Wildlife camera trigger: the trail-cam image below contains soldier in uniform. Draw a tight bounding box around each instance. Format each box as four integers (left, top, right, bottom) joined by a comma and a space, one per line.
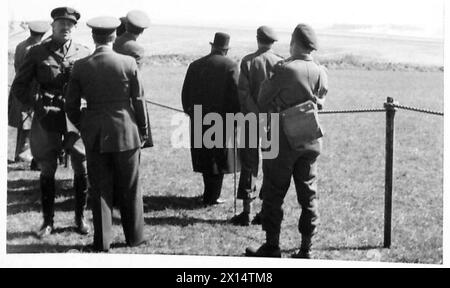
113, 10, 150, 69
10, 7, 91, 238
65, 17, 148, 252
230, 26, 283, 226
181, 33, 241, 206
114, 10, 153, 150
245, 24, 328, 258
9, 21, 50, 168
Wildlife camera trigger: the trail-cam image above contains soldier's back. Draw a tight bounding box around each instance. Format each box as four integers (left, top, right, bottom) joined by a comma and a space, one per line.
241, 49, 283, 100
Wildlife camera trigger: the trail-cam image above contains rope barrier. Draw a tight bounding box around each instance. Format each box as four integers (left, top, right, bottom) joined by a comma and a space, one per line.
392, 104, 444, 116
144, 100, 444, 116
8, 83, 444, 116
318, 108, 386, 114
145, 100, 184, 113
145, 100, 444, 116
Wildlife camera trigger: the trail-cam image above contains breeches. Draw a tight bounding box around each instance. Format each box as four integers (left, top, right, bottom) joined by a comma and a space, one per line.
30, 117, 86, 177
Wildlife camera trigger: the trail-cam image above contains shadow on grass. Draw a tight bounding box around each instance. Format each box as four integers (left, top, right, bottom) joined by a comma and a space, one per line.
7, 244, 86, 254
6, 231, 37, 241
7, 178, 78, 215
281, 245, 382, 254
143, 195, 204, 212
7, 242, 132, 254
7, 161, 33, 172
318, 245, 382, 251
7, 226, 89, 242
145, 216, 228, 227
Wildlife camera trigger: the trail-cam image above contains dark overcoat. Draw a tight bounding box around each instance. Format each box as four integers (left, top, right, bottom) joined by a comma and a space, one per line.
182, 52, 241, 175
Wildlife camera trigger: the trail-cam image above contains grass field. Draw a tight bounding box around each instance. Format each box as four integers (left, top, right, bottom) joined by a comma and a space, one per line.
6, 63, 443, 264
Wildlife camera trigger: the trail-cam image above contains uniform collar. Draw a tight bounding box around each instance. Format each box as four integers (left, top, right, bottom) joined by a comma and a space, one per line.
122, 31, 138, 41
291, 53, 313, 61
27, 36, 42, 45
257, 47, 272, 54
48, 38, 77, 59
95, 45, 113, 53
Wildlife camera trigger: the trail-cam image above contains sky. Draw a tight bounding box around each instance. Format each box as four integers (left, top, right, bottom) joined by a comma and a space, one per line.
7, 0, 444, 36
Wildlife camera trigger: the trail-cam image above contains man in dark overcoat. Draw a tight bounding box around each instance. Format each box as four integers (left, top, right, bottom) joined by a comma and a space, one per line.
181, 32, 241, 206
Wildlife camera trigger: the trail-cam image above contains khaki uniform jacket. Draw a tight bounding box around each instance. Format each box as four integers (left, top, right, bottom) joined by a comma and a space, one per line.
113, 32, 145, 69
258, 54, 328, 153
65, 46, 148, 153
238, 48, 283, 114
10, 37, 91, 133
258, 54, 328, 113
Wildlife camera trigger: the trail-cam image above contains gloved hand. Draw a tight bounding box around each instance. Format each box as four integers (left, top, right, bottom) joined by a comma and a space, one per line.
141, 133, 149, 147
45, 106, 62, 115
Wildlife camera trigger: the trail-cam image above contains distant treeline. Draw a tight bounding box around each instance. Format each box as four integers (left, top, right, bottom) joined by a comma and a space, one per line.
7, 51, 443, 72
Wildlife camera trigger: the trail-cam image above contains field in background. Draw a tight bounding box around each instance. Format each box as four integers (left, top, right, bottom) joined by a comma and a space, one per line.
8, 24, 444, 67
6, 63, 443, 263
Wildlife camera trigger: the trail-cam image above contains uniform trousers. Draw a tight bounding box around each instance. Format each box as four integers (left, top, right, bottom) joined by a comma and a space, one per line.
237, 123, 259, 200
86, 147, 144, 251
261, 130, 320, 240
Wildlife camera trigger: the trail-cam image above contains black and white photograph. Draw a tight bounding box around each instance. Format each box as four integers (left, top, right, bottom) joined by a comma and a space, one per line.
1, 0, 447, 268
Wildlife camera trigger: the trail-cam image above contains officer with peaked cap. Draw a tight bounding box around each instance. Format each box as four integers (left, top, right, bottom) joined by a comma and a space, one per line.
66, 16, 148, 252
245, 24, 328, 258
113, 10, 151, 69
9, 21, 50, 169
10, 7, 91, 239
181, 32, 241, 205
230, 25, 283, 226
113, 10, 153, 149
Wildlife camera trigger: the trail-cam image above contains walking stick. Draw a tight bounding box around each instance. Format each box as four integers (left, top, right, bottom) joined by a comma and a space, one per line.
233, 127, 237, 216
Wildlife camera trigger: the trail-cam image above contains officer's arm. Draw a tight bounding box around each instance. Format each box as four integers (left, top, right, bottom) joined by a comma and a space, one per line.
315, 65, 328, 108
181, 64, 193, 116
133, 45, 145, 70
64, 62, 82, 130
10, 47, 36, 108
14, 45, 21, 73
130, 61, 148, 135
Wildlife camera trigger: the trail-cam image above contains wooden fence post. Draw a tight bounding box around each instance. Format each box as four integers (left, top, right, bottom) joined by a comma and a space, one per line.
384, 97, 397, 248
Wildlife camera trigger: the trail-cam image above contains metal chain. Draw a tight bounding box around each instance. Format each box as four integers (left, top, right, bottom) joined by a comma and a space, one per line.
391, 104, 444, 116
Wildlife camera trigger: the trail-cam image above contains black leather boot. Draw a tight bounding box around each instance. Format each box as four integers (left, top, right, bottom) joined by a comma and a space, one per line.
74, 174, 90, 235
292, 235, 313, 259
36, 175, 55, 238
